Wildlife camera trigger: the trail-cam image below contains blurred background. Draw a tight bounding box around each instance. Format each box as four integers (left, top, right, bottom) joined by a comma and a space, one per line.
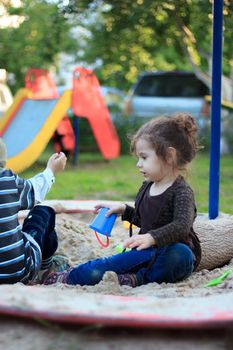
0, 0, 233, 212
1, 0, 233, 153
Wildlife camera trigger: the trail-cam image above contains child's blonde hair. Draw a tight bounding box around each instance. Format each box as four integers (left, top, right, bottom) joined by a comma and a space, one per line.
131, 113, 199, 170
0, 138, 7, 168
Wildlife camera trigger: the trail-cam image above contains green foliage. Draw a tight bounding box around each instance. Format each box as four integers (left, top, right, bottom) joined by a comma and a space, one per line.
76, 113, 145, 155
1, 0, 232, 92
78, 118, 99, 153
58, 0, 233, 90
0, 0, 78, 92
113, 114, 143, 154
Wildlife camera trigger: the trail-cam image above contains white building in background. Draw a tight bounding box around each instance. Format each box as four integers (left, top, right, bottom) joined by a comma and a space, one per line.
0, 0, 24, 116
0, 0, 25, 29
54, 53, 77, 88
54, 24, 100, 87
0, 69, 13, 117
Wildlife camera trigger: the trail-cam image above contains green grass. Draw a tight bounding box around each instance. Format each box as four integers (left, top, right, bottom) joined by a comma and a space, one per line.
20, 149, 233, 214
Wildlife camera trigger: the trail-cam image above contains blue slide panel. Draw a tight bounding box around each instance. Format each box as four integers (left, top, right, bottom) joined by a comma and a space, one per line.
3, 99, 58, 158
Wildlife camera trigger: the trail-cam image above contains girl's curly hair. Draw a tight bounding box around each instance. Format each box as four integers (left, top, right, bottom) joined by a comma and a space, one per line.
130, 113, 199, 170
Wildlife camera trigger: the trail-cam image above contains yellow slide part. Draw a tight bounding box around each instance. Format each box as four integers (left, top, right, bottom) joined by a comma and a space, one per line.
0, 89, 72, 173
205, 95, 233, 111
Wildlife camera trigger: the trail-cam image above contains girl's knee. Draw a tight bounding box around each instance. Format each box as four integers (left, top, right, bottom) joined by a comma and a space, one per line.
169, 243, 193, 262
164, 244, 194, 282
88, 268, 105, 284
157, 243, 194, 283
69, 265, 105, 285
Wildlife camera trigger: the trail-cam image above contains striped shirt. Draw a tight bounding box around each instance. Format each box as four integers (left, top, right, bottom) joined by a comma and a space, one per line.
0, 168, 54, 284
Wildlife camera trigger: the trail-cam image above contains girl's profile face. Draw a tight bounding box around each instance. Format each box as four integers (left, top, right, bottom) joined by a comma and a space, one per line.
135, 139, 166, 183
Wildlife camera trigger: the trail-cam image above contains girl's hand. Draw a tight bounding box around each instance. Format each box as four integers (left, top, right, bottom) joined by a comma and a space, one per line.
123, 234, 156, 251
94, 203, 126, 216
47, 152, 67, 175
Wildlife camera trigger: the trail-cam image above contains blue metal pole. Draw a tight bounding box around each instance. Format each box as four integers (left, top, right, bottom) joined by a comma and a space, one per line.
209, 0, 223, 219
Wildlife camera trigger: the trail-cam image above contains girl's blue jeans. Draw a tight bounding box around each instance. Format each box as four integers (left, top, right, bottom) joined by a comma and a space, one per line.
67, 243, 195, 286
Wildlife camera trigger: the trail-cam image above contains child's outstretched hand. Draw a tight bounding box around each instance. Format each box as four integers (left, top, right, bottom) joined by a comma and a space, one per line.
123, 234, 156, 251
47, 152, 67, 175
94, 203, 126, 216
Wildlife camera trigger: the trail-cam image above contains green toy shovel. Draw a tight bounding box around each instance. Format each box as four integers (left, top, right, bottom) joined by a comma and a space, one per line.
204, 268, 232, 287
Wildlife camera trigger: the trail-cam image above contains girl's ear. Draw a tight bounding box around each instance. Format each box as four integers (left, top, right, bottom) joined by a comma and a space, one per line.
167, 147, 177, 165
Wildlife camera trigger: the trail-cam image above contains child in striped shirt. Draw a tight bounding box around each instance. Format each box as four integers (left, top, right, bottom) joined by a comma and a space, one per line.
0, 138, 68, 284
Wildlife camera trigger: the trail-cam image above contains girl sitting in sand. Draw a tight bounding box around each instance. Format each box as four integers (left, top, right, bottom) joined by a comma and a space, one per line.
44, 113, 201, 287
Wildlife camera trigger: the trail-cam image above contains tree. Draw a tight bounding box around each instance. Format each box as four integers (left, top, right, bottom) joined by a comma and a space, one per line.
0, 0, 78, 92
59, 0, 233, 96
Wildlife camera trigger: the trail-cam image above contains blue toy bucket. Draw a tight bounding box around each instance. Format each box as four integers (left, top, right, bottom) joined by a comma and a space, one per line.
89, 208, 117, 247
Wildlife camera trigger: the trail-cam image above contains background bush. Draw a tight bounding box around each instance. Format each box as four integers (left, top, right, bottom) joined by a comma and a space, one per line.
77, 114, 143, 155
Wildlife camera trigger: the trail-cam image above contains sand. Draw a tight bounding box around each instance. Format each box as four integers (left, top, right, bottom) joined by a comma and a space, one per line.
52, 212, 233, 299
1, 211, 233, 350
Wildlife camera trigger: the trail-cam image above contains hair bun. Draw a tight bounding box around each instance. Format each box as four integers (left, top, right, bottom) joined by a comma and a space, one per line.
174, 113, 197, 135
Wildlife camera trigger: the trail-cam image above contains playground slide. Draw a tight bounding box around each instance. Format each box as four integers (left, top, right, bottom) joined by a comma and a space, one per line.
0, 67, 120, 173
52, 115, 75, 154
0, 87, 72, 173
72, 67, 120, 160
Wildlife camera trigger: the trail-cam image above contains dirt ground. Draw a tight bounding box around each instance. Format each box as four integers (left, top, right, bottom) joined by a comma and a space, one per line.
0, 317, 232, 350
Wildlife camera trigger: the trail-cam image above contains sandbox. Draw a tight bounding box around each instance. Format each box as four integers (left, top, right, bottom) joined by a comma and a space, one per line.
2, 200, 232, 330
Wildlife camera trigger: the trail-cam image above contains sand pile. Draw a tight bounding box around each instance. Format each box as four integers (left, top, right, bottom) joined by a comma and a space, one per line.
51, 212, 233, 298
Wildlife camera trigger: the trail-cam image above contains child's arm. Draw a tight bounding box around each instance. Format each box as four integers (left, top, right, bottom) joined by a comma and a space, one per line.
46, 152, 67, 174
94, 203, 126, 216
123, 233, 156, 251
94, 203, 141, 227
146, 186, 196, 248
29, 152, 66, 203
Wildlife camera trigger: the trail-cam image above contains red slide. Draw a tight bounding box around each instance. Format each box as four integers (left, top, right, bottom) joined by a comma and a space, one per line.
72, 67, 120, 160
25, 68, 59, 99
52, 115, 75, 155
